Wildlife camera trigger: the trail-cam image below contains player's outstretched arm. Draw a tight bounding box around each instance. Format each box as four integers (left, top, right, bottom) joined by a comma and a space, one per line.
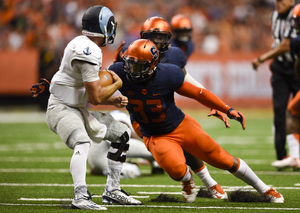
176, 81, 245, 129
30, 78, 50, 98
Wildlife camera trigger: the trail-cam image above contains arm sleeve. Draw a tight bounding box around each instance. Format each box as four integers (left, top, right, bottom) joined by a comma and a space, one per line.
176, 81, 231, 113
184, 72, 205, 88
72, 60, 100, 83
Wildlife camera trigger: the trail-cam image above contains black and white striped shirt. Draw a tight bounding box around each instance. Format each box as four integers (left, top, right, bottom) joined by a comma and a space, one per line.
271, 7, 297, 63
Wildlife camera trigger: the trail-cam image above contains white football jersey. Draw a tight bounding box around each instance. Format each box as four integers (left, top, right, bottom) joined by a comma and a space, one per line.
48, 35, 102, 108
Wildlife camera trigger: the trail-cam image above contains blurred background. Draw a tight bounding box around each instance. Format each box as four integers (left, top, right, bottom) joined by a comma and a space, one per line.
1, 0, 299, 111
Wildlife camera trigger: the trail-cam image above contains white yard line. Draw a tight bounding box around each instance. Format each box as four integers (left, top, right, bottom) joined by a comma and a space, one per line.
1, 183, 300, 190
0, 203, 299, 211
0, 168, 299, 175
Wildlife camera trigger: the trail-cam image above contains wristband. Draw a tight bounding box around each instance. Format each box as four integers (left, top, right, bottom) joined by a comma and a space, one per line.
227, 108, 234, 116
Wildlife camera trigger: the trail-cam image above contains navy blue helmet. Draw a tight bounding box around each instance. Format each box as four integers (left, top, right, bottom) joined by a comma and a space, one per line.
82, 5, 117, 46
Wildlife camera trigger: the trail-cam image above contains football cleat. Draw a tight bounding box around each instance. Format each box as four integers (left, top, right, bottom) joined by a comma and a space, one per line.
264, 188, 285, 203
102, 188, 143, 205
72, 191, 107, 210
208, 183, 228, 199
181, 171, 197, 203
271, 156, 300, 169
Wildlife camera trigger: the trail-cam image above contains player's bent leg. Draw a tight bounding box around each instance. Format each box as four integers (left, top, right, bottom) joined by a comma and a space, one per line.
144, 135, 197, 202
103, 127, 142, 205
231, 157, 284, 203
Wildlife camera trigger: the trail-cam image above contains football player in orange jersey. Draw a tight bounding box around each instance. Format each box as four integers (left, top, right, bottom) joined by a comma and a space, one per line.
114, 16, 230, 199
109, 39, 284, 203
170, 14, 194, 60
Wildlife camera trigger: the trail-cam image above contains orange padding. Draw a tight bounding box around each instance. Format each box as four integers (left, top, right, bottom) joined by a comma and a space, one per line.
176, 81, 231, 113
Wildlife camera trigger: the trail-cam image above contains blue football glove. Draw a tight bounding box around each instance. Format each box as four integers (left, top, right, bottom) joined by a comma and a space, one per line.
227, 108, 245, 130
30, 78, 50, 98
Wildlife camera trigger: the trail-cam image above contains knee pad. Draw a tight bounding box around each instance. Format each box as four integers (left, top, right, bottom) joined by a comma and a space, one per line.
120, 131, 130, 143
107, 130, 130, 162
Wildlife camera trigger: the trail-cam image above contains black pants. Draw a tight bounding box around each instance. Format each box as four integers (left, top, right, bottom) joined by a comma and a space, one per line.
270, 61, 300, 160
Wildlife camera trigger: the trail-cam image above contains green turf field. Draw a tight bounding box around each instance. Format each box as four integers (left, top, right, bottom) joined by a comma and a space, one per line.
0, 108, 299, 212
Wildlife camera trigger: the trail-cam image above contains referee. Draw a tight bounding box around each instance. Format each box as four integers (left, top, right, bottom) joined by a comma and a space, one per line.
252, 0, 300, 163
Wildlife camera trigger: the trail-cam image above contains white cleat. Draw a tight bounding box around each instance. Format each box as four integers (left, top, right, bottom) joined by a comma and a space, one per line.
72, 191, 107, 210
271, 156, 300, 169
181, 171, 197, 203
264, 188, 285, 203
208, 183, 228, 199
102, 188, 143, 205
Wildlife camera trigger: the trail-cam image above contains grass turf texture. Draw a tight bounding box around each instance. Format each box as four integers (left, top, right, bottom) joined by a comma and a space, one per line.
0, 108, 300, 212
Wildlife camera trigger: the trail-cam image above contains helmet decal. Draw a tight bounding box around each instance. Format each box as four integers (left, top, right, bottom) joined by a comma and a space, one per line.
123, 39, 159, 83
98, 7, 115, 38
150, 46, 159, 62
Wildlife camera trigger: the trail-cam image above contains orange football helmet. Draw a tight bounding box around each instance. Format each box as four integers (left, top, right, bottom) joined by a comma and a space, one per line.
170, 14, 192, 43
140, 16, 172, 53
292, 4, 300, 32
123, 39, 159, 82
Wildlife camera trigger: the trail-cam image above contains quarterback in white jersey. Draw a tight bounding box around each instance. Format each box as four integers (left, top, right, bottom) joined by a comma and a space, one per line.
45, 5, 142, 210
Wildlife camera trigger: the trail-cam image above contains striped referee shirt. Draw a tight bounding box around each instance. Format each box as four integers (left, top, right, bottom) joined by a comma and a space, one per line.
271, 6, 297, 63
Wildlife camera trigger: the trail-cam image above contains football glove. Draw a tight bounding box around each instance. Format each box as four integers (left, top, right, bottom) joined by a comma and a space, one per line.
226, 108, 245, 130
30, 78, 50, 98
208, 109, 230, 128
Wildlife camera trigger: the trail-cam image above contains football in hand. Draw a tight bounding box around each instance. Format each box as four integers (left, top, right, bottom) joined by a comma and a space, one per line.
99, 70, 113, 87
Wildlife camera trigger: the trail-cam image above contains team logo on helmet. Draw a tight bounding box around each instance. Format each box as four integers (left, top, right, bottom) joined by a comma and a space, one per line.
150, 46, 159, 61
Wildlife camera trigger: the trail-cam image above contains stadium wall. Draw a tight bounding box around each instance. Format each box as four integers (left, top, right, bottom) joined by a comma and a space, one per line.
0, 50, 272, 109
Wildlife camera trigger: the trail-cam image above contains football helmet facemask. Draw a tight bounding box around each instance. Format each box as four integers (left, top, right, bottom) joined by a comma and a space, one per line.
140, 17, 172, 53
292, 4, 300, 33
82, 5, 117, 46
123, 39, 159, 83
171, 14, 192, 43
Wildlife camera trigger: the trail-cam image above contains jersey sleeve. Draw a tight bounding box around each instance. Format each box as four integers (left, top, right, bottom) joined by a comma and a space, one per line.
168, 47, 186, 68
72, 60, 99, 83
167, 64, 185, 89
